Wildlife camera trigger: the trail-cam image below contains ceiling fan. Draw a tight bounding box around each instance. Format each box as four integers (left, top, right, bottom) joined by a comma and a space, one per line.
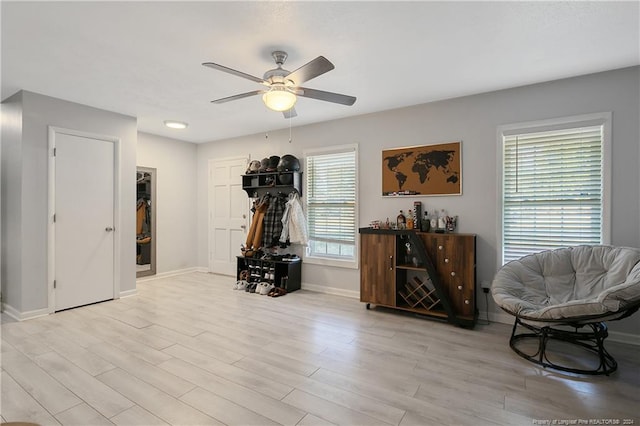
202, 51, 356, 118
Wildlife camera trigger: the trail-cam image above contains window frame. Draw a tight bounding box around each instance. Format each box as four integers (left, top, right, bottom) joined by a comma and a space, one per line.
303, 144, 359, 269
496, 112, 611, 267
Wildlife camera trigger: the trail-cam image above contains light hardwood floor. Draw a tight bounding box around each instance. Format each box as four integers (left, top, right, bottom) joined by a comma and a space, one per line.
2, 272, 639, 425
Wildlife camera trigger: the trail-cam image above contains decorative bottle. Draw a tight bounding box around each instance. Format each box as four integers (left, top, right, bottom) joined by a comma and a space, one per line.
397, 210, 406, 230
406, 208, 414, 230
438, 209, 447, 230
429, 211, 438, 231
422, 212, 430, 232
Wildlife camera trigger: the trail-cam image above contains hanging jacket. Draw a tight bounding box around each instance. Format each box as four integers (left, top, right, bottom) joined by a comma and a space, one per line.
279, 193, 294, 243
287, 193, 309, 245
245, 194, 270, 250
262, 194, 285, 248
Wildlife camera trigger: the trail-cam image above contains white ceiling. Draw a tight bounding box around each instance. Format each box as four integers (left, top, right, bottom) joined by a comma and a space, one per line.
2, 1, 639, 144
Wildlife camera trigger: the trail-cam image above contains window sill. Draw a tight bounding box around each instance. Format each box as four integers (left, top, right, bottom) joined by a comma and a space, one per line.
303, 255, 358, 270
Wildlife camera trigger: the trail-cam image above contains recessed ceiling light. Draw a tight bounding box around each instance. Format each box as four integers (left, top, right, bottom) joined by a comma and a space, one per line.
164, 120, 188, 129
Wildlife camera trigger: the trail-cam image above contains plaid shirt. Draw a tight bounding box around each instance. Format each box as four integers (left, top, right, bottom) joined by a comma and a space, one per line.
262, 194, 285, 248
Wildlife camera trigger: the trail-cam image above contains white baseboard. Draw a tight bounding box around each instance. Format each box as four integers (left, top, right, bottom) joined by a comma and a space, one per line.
301, 282, 359, 299
1, 303, 49, 322
119, 289, 137, 298
136, 267, 201, 282
195, 266, 209, 273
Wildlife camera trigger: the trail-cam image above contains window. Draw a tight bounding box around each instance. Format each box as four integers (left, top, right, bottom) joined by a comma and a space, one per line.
305, 145, 358, 268
499, 113, 610, 265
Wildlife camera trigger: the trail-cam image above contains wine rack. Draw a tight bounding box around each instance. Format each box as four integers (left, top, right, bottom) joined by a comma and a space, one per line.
399, 276, 441, 311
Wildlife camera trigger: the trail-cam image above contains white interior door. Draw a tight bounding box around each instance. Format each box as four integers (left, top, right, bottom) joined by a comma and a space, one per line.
209, 157, 248, 275
54, 132, 115, 311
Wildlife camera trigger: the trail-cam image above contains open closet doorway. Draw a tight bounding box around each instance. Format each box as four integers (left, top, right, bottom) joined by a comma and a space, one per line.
136, 167, 156, 277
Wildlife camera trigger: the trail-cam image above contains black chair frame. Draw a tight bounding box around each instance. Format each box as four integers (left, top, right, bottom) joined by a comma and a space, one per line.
508, 304, 639, 376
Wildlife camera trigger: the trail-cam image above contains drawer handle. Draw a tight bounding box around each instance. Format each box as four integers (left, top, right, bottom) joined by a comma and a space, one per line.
389, 255, 393, 271
464, 299, 470, 305
450, 271, 456, 277
444, 258, 449, 263
438, 245, 443, 250
457, 285, 462, 290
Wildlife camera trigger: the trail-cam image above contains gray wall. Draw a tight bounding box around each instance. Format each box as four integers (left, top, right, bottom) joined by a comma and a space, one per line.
1, 92, 24, 310
137, 132, 198, 274
197, 66, 640, 337
1, 91, 137, 315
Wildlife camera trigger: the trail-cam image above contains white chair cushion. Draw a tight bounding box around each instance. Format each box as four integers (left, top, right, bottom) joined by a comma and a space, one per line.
492, 246, 640, 322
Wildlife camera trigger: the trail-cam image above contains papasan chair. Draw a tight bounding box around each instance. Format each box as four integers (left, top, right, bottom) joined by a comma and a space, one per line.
492, 245, 640, 375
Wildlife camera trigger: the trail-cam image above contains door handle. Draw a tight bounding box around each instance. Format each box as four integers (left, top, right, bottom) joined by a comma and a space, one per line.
240, 225, 246, 230
105, 227, 114, 232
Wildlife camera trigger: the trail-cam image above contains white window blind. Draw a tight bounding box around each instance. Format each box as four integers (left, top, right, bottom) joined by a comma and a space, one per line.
502, 125, 604, 264
306, 148, 357, 262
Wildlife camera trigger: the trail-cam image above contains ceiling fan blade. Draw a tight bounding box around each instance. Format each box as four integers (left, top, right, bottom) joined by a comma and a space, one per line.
211, 90, 264, 104
285, 56, 334, 85
283, 107, 297, 119
298, 87, 356, 106
202, 62, 266, 84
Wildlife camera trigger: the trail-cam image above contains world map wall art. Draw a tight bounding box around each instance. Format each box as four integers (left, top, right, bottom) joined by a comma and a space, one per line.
382, 141, 462, 196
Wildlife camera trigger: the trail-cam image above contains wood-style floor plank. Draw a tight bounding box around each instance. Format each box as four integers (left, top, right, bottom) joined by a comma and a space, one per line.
2, 271, 639, 426
54, 403, 114, 426
2, 351, 83, 415
33, 352, 135, 418
95, 368, 222, 425
157, 358, 307, 426
0, 370, 62, 426
162, 343, 294, 400
109, 406, 169, 426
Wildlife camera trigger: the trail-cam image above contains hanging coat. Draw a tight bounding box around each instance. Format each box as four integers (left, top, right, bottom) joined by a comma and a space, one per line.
287, 193, 309, 246
245, 194, 269, 250
262, 194, 285, 248
279, 193, 294, 243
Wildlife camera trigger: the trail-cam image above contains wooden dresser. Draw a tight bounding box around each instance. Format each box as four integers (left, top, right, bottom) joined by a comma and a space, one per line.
359, 228, 477, 328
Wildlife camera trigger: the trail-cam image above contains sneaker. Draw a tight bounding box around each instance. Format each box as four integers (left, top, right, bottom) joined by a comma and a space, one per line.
260, 283, 274, 295
260, 284, 275, 295
236, 280, 247, 291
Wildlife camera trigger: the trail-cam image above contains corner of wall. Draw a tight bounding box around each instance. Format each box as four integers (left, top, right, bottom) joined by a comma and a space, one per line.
1, 91, 25, 312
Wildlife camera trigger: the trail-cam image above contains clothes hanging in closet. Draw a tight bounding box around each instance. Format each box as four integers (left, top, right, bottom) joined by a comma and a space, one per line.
245, 194, 270, 250
136, 198, 151, 235
280, 192, 308, 245
261, 193, 286, 248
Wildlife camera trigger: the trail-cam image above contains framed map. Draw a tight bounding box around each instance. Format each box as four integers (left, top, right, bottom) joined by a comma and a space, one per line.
382, 141, 462, 196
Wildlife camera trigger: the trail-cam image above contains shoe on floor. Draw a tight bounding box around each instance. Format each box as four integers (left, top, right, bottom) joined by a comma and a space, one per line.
261, 283, 275, 295
273, 287, 287, 297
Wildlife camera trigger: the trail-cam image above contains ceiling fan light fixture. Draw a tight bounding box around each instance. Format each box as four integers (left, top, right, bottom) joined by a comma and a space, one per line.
164, 120, 188, 129
262, 88, 297, 112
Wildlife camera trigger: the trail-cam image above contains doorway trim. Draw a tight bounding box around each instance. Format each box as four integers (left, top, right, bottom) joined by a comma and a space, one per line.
47, 126, 121, 313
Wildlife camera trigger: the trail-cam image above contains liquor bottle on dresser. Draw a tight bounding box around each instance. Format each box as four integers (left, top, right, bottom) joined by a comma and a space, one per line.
406, 208, 414, 230
397, 210, 406, 229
